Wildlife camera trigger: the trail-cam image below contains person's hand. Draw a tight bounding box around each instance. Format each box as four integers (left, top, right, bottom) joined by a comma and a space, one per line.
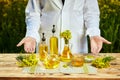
90, 36, 111, 55
17, 37, 36, 53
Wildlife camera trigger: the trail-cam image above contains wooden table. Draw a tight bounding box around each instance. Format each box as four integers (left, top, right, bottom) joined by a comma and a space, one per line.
0, 53, 120, 80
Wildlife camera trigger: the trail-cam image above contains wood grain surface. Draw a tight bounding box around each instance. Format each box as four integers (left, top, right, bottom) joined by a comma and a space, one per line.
0, 53, 120, 80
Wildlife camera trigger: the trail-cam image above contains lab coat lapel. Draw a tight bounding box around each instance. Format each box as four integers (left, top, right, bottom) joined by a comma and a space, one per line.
51, 0, 62, 9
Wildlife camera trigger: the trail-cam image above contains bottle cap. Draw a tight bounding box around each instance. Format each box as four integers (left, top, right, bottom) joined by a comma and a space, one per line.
52, 25, 56, 33
42, 33, 46, 41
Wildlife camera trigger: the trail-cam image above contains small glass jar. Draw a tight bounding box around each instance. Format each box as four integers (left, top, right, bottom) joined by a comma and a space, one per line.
71, 55, 84, 67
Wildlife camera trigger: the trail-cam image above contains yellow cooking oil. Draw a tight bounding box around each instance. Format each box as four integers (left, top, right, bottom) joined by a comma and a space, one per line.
50, 25, 58, 55
71, 55, 84, 67
39, 33, 48, 61
39, 44, 48, 61
60, 44, 73, 62
50, 36, 58, 54
44, 54, 60, 69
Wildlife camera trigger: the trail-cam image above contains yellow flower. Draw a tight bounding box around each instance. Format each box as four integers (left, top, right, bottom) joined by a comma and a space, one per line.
3, 13, 7, 17
60, 30, 72, 44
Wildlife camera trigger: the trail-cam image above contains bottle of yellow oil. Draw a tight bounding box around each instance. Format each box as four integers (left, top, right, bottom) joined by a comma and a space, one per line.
50, 25, 58, 55
39, 33, 48, 61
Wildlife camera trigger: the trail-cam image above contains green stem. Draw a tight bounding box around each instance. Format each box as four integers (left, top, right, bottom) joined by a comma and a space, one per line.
64, 39, 69, 44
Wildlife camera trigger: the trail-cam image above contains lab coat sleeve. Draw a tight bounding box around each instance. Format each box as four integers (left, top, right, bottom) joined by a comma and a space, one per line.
25, 0, 41, 43
84, 0, 100, 37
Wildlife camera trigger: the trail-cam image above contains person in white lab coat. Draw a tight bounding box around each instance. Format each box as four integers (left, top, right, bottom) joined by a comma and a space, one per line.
17, 0, 111, 55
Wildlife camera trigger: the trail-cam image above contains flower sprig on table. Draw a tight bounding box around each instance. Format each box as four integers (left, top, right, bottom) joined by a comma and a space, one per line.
91, 56, 115, 68
60, 30, 72, 44
16, 53, 38, 67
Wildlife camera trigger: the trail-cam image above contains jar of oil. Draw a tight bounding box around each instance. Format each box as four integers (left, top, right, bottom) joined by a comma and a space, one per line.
43, 54, 60, 69
71, 55, 84, 67
39, 33, 48, 61
50, 25, 58, 55
60, 44, 73, 62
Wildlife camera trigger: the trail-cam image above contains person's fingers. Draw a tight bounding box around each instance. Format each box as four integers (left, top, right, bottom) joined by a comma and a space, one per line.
17, 39, 25, 47
24, 44, 29, 53
27, 48, 35, 53
90, 42, 98, 54
29, 48, 35, 53
101, 37, 111, 44
24, 44, 31, 53
91, 47, 97, 53
90, 36, 111, 55
28, 42, 36, 53
27, 48, 33, 53
96, 45, 102, 53
91, 47, 99, 55
17, 37, 36, 53
96, 41, 103, 53
32, 46, 35, 52
91, 41, 102, 55
24, 42, 36, 53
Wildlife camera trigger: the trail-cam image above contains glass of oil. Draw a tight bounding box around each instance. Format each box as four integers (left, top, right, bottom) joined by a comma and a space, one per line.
71, 55, 84, 67
43, 54, 60, 69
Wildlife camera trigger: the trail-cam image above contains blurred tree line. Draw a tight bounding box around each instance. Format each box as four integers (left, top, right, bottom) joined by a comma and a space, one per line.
98, 0, 120, 52
0, 0, 120, 53
0, 0, 27, 53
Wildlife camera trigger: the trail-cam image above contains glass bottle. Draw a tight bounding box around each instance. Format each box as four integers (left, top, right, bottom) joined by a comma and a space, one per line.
60, 40, 73, 62
39, 33, 48, 61
50, 25, 58, 55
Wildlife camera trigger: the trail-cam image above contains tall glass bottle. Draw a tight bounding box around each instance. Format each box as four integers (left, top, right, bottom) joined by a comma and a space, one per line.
50, 25, 58, 55
39, 33, 48, 61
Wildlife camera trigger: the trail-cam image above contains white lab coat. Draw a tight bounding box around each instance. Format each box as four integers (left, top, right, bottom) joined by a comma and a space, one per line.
25, 0, 100, 54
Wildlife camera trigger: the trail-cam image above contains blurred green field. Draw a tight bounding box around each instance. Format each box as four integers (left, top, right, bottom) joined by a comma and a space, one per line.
0, 0, 120, 53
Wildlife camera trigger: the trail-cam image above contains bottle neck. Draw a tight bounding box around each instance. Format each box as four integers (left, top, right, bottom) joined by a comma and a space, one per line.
64, 39, 69, 44
52, 33, 55, 36
41, 41, 46, 44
